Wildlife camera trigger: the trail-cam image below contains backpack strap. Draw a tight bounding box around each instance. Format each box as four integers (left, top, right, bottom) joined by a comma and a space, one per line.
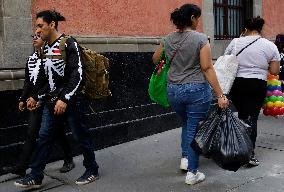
41, 34, 71, 62
59, 35, 71, 64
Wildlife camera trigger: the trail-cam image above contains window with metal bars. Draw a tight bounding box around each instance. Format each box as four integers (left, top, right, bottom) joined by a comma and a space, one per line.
214, 0, 253, 40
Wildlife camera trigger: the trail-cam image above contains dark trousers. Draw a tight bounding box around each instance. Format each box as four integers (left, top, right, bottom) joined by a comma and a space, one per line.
18, 106, 72, 171
31, 94, 98, 181
229, 77, 267, 155
280, 69, 284, 91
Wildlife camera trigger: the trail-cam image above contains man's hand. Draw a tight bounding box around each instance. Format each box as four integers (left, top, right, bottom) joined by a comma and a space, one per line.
26, 97, 37, 111
19, 101, 26, 111
54, 100, 67, 115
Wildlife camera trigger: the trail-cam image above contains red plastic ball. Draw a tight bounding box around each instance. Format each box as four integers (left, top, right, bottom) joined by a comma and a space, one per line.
280, 107, 284, 115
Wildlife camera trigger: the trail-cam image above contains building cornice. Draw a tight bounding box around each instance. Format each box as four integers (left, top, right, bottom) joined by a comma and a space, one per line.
0, 36, 162, 82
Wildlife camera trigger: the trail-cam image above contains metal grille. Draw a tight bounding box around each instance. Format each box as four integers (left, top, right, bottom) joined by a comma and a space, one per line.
214, 0, 252, 40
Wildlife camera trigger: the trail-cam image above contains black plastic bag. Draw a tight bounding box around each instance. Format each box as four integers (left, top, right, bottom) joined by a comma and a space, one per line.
192, 104, 224, 158
211, 108, 253, 171
192, 105, 253, 171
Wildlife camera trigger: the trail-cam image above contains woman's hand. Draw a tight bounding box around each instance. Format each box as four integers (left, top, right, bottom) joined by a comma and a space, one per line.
217, 95, 229, 109
19, 101, 26, 111
26, 97, 37, 111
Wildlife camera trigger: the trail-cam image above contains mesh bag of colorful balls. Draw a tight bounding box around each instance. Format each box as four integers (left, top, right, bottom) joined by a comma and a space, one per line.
262, 74, 284, 117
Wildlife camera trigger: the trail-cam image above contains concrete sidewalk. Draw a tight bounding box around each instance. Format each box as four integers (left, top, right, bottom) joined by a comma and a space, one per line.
1, 115, 284, 192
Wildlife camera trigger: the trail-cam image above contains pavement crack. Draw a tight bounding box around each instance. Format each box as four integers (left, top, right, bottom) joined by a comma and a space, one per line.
226, 172, 284, 192
261, 132, 284, 137
256, 145, 284, 152
44, 172, 69, 185
0, 175, 20, 184
37, 183, 65, 192
43, 172, 86, 192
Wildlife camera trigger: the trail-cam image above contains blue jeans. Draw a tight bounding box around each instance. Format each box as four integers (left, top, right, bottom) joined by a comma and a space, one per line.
17, 105, 72, 172
31, 94, 98, 181
167, 82, 212, 172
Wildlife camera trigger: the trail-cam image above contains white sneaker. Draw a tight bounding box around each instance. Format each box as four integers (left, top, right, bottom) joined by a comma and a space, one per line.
180, 157, 188, 171
185, 171, 205, 185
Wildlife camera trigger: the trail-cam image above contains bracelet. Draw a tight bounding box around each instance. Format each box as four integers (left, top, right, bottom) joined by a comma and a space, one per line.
217, 94, 225, 99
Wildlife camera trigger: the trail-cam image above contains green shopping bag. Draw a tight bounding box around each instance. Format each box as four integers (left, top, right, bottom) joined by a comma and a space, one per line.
148, 44, 170, 107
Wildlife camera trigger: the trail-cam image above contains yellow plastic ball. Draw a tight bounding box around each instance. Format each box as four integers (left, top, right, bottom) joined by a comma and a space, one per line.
266, 101, 274, 108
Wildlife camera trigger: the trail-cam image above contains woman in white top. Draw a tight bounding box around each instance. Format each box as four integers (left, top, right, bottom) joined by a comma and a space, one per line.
224, 17, 280, 166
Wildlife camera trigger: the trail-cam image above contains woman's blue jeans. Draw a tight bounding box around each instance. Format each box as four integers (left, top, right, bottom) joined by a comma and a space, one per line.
167, 82, 212, 172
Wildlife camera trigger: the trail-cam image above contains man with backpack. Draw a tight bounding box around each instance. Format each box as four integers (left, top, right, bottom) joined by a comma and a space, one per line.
14, 10, 99, 189
11, 32, 75, 177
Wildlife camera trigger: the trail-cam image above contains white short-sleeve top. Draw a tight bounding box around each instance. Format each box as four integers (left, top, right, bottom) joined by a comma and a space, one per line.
224, 35, 280, 80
